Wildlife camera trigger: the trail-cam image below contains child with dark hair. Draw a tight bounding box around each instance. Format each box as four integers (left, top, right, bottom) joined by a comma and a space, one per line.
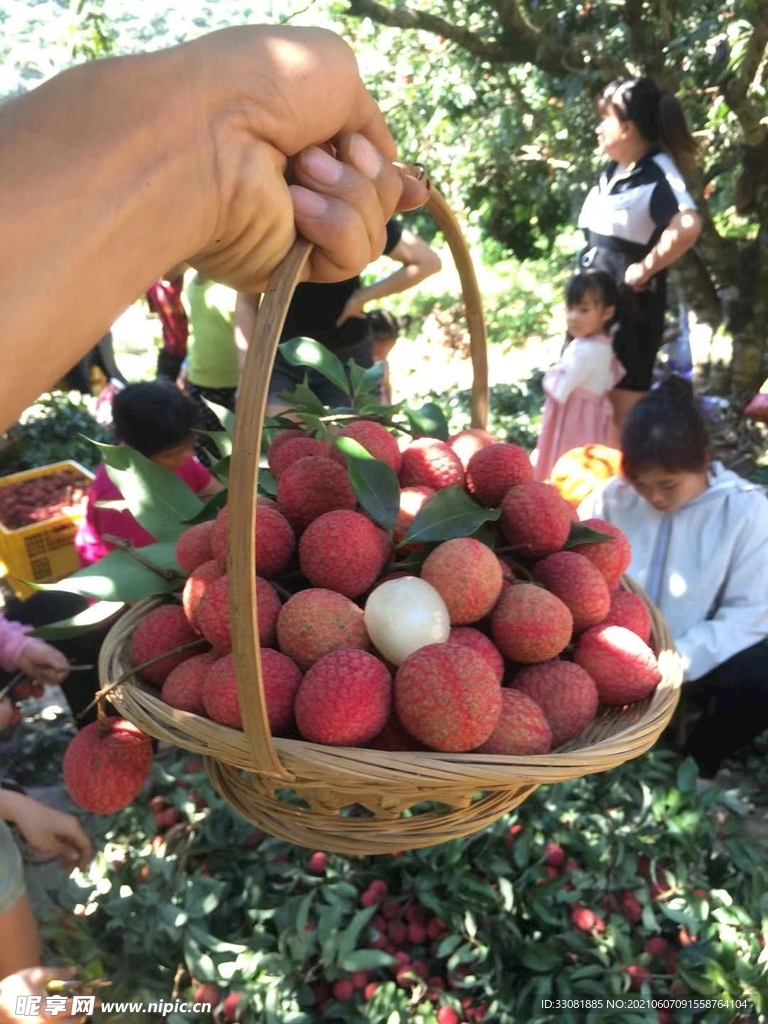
75, 381, 222, 566
579, 376, 768, 779
533, 272, 624, 482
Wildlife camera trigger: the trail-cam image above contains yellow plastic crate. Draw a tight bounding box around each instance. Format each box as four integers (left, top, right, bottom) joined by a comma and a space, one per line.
0, 461, 94, 598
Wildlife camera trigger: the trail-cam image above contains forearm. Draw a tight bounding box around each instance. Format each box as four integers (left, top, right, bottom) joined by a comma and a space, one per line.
0, 51, 205, 430
641, 210, 701, 279
355, 263, 432, 306
0, 789, 31, 826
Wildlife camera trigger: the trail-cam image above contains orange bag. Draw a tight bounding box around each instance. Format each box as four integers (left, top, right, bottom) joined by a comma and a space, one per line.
548, 444, 622, 508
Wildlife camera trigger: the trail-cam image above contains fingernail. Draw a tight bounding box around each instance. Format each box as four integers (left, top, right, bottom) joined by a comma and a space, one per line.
349, 134, 384, 179
290, 185, 329, 217
302, 147, 344, 185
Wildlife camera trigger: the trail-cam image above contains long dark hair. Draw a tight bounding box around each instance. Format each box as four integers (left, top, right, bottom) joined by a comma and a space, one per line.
621, 376, 709, 477
600, 77, 698, 180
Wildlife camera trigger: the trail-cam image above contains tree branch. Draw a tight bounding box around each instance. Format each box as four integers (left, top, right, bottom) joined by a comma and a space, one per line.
722, 0, 768, 146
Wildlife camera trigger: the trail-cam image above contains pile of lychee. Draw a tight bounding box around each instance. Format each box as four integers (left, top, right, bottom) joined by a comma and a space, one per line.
128, 422, 663, 757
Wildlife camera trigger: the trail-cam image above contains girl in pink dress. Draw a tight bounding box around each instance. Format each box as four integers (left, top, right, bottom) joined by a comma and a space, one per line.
534, 272, 625, 482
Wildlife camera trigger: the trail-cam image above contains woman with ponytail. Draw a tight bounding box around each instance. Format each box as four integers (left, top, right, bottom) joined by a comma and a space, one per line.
579, 377, 768, 780
578, 77, 702, 430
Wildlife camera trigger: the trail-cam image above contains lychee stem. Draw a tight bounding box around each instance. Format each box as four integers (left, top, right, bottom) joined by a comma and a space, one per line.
102, 534, 186, 581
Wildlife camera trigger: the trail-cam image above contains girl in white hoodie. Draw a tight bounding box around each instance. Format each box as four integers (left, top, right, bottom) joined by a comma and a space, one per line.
579, 376, 768, 778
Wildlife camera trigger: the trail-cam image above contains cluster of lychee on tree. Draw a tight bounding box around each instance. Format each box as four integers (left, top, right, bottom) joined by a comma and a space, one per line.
60, 342, 662, 815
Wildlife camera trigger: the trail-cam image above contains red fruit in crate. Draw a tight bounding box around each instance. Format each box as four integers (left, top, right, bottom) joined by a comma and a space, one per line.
295, 650, 392, 746
491, 585, 573, 664
161, 651, 218, 716
420, 538, 503, 624
299, 510, 390, 599
570, 517, 632, 587
338, 420, 403, 474
175, 520, 215, 575
130, 604, 200, 685
63, 719, 153, 813
513, 660, 599, 746
465, 441, 533, 506
182, 559, 222, 631
574, 625, 661, 705
500, 482, 573, 558
532, 551, 611, 632
277, 456, 356, 528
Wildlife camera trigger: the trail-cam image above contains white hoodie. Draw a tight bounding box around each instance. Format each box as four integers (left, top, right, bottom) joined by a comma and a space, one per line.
579, 462, 768, 681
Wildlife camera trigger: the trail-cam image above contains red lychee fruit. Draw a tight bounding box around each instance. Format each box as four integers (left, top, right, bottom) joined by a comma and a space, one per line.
175, 520, 215, 575
182, 558, 222, 631
201, 653, 242, 729
544, 842, 565, 867
570, 517, 632, 587
465, 442, 534, 506
220, 993, 244, 1022
130, 604, 201, 685
574, 625, 661, 704
395, 643, 501, 751
268, 434, 329, 480
308, 851, 328, 874
420, 538, 503, 624
210, 505, 296, 578
644, 937, 670, 959
294, 649, 392, 746
476, 688, 552, 754
368, 713, 426, 751
491, 584, 573, 663
299, 510, 390, 598
447, 627, 505, 684
500, 482, 574, 557
618, 890, 644, 924
392, 485, 435, 548
601, 589, 652, 644
447, 427, 499, 468
276, 588, 369, 669
398, 437, 464, 490
513, 660, 599, 745
265, 427, 308, 473
160, 651, 218, 716
62, 718, 153, 813
624, 964, 651, 991
193, 983, 220, 1007
436, 1008, 461, 1024
277, 456, 356, 528
571, 905, 605, 933
197, 575, 281, 653
532, 550, 611, 632
202, 647, 301, 733
338, 420, 403, 474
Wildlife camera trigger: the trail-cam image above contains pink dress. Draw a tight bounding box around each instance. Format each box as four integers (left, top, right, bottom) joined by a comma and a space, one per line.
533, 333, 625, 483
75, 456, 212, 566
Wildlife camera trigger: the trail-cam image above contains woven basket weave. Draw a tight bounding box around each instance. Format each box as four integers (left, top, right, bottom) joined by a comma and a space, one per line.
104, 174, 683, 855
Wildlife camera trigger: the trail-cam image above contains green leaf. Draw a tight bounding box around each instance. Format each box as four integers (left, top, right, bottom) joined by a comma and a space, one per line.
184, 489, 228, 525
334, 436, 400, 529
279, 338, 351, 399
257, 468, 278, 498
275, 384, 327, 416
339, 948, 396, 972
335, 905, 378, 964
402, 486, 501, 544
97, 442, 203, 540
28, 600, 124, 639
676, 757, 699, 794
518, 941, 563, 973
200, 399, 235, 437
348, 358, 385, 398
563, 523, 614, 549
198, 430, 233, 460
403, 401, 450, 440
40, 542, 183, 601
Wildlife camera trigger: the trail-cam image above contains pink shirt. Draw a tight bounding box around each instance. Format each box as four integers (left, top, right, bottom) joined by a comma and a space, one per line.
75, 456, 212, 567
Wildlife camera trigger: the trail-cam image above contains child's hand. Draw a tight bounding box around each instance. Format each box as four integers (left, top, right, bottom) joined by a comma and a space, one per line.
17, 639, 70, 686
0, 967, 89, 1024
4, 792, 93, 870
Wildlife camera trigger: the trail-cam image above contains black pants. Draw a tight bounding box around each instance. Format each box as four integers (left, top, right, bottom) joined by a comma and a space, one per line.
0, 592, 116, 727
679, 640, 768, 778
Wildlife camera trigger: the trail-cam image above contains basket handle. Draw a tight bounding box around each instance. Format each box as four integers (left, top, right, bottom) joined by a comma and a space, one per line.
228, 175, 489, 779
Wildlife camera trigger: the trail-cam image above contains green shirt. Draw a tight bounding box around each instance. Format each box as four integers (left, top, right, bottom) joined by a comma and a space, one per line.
183, 273, 239, 389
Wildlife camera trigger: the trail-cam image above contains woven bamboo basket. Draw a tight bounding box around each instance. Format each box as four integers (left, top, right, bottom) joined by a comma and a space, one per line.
104, 173, 683, 856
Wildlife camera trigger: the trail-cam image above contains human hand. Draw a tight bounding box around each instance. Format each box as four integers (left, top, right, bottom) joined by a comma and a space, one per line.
180, 26, 427, 291
624, 262, 650, 290
5, 792, 93, 871
0, 967, 88, 1024
335, 290, 369, 326
17, 640, 70, 687
0, 696, 16, 731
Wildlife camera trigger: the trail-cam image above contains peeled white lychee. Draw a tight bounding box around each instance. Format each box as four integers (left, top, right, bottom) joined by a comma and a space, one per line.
364, 576, 451, 665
